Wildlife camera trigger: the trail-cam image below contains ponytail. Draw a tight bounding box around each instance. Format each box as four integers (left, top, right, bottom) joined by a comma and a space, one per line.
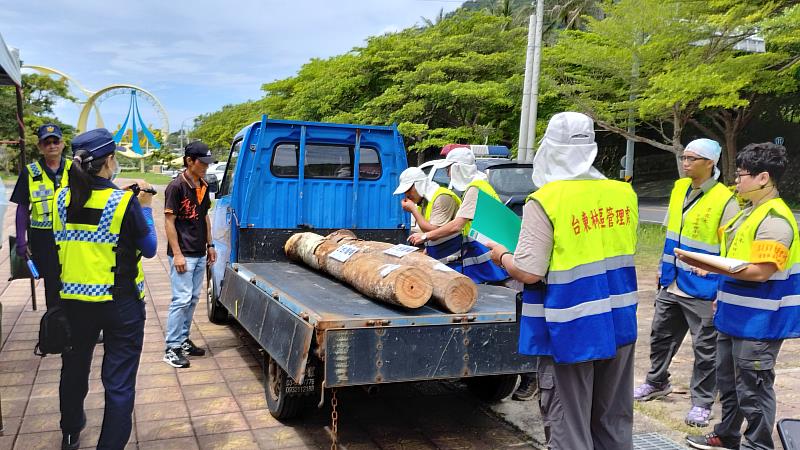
67, 150, 110, 213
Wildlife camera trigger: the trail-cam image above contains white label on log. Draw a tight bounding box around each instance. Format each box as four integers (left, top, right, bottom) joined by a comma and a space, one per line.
329, 244, 360, 262
383, 244, 420, 258
434, 263, 456, 272
379, 264, 402, 277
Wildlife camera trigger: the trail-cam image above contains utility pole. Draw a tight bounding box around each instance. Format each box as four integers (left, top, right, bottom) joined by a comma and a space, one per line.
517, 0, 545, 162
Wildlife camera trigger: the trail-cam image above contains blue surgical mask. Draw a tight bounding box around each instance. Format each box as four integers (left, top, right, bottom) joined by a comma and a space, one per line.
110, 158, 121, 181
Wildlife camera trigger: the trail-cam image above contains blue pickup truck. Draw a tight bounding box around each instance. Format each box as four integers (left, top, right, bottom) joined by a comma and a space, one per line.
206, 116, 536, 419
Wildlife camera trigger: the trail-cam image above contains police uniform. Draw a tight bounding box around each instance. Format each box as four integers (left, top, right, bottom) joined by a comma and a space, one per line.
712, 194, 799, 449
10, 124, 72, 309
518, 179, 639, 450
54, 129, 155, 449
644, 177, 738, 410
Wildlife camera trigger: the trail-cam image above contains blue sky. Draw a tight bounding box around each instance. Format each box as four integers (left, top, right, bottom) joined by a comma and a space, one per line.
2, 0, 461, 136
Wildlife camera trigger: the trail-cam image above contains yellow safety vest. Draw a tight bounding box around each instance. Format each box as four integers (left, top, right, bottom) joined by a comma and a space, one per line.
420, 186, 461, 221
462, 179, 500, 236
660, 178, 733, 299
520, 179, 639, 363
27, 159, 71, 229
53, 187, 145, 302
716, 198, 800, 339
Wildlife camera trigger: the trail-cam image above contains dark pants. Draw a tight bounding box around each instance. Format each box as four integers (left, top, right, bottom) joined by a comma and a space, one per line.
646, 288, 717, 408
714, 333, 782, 450
28, 228, 61, 309
537, 344, 635, 450
59, 294, 145, 449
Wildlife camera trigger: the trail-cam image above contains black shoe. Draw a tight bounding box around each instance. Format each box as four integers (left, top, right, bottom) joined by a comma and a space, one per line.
62, 431, 80, 450
512, 374, 538, 401
181, 338, 206, 357
686, 432, 739, 450
163, 347, 190, 368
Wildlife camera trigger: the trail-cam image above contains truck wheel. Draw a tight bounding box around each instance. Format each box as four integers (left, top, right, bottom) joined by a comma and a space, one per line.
206, 267, 228, 324
465, 374, 519, 403
263, 355, 312, 420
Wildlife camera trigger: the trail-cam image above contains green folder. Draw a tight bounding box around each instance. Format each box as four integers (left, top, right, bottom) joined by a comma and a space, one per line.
468, 190, 522, 252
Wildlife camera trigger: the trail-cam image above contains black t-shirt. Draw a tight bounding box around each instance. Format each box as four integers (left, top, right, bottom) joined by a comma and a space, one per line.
10, 157, 69, 206
165, 171, 211, 257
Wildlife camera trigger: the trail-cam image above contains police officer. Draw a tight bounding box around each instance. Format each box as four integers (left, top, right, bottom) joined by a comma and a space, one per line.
489, 112, 639, 450
634, 139, 739, 427
54, 128, 157, 450
10, 123, 72, 308
408, 147, 508, 284
686, 142, 798, 450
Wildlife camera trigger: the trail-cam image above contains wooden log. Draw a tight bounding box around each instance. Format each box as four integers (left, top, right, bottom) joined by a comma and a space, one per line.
322, 231, 478, 314
285, 232, 432, 309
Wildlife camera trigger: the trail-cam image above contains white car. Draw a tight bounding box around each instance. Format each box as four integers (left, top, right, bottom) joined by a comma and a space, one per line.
171, 162, 226, 181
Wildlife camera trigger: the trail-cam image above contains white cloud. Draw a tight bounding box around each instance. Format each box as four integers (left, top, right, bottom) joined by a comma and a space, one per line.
4, 0, 461, 131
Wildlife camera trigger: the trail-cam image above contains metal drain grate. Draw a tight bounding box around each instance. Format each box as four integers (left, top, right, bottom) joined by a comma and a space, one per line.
633, 432, 686, 450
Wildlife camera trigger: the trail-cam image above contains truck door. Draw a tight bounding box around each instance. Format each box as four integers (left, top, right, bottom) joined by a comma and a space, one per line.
209, 138, 241, 294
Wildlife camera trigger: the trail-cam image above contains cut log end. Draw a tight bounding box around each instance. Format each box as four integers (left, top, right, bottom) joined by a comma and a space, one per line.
392, 267, 434, 309
439, 280, 479, 314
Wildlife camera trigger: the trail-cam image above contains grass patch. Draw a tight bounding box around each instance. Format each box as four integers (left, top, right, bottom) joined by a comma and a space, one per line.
118, 171, 172, 185
633, 401, 697, 435
636, 223, 665, 268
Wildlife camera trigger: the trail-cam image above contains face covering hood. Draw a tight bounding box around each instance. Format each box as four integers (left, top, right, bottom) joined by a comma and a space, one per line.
437, 147, 487, 192
684, 138, 722, 180
531, 112, 606, 188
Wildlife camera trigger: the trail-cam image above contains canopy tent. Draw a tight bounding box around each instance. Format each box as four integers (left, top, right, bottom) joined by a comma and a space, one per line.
0, 32, 26, 169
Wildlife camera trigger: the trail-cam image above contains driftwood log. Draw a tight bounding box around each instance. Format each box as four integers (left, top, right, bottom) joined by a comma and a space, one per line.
285, 232, 432, 309
290, 230, 478, 314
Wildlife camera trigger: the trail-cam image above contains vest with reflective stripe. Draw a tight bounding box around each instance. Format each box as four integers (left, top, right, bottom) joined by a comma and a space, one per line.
27, 159, 71, 229
421, 186, 463, 265
660, 178, 732, 300
459, 179, 508, 283
521, 179, 639, 363
53, 187, 145, 302
716, 198, 800, 340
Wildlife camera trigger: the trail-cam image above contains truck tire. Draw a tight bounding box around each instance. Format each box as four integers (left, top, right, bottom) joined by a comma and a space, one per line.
263, 355, 313, 420
206, 267, 228, 324
465, 374, 519, 403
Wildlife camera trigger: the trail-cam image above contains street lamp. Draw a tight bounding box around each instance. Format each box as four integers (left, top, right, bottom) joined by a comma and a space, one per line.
179, 117, 196, 149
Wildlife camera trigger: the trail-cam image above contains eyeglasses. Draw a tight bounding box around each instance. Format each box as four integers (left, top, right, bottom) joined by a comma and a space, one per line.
679, 155, 709, 163
734, 172, 753, 180
41, 138, 61, 146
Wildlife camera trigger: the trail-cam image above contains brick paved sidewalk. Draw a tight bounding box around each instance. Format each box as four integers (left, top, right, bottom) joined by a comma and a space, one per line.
0, 185, 537, 450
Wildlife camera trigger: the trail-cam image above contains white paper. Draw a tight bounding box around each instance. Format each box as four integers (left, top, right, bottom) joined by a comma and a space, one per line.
434, 263, 456, 272
383, 244, 420, 258
379, 264, 402, 277
328, 244, 360, 262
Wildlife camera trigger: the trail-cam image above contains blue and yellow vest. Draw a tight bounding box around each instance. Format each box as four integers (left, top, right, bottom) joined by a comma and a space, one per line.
520, 179, 639, 363
452, 179, 508, 283
716, 198, 800, 340
423, 186, 463, 265
27, 159, 71, 229
660, 178, 733, 299
53, 187, 145, 302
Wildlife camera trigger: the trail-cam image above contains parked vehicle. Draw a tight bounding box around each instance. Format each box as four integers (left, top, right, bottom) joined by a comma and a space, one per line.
206, 117, 536, 419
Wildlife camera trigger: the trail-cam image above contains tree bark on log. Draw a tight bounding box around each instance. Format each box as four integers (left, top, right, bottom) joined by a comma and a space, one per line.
285, 232, 433, 309
321, 231, 478, 314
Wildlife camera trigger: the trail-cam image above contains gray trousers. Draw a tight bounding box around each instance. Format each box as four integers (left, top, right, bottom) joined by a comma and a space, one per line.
537, 344, 635, 450
645, 288, 717, 408
714, 333, 783, 450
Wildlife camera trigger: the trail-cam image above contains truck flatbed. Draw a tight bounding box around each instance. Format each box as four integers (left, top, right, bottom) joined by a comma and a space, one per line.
234, 261, 518, 330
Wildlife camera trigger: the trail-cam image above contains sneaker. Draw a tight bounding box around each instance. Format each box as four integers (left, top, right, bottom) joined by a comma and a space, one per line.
62, 432, 80, 450
163, 347, 190, 368
512, 374, 537, 401
181, 339, 206, 357
633, 382, 672, 401
685, 405, 713, 427
686, 432, 739, 450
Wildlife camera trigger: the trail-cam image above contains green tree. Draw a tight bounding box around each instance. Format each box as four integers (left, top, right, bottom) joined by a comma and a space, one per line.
0, 73, 76, 171
547, 0, 799, 178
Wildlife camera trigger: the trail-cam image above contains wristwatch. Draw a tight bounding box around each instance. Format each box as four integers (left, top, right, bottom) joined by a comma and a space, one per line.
207, 243, 215, 249
421, 233, 428, 243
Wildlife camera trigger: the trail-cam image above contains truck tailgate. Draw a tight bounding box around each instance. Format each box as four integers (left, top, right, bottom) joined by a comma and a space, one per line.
234, 262, 518, 329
